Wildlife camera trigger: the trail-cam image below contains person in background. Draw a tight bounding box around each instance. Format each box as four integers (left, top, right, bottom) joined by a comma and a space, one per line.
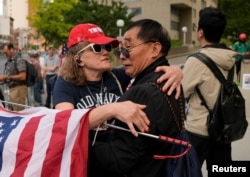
43, 45, 60, 108
182, 7, 236, 170
232, 33, 250, 82
53, 23, 183, 143
0, 43, 27, 111
89, 19, 185, 177
38, 50, 47, 94
28, 51, 43, 106
0, 88, 4, 106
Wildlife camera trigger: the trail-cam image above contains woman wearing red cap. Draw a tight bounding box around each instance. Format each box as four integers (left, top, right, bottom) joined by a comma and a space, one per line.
53, 23, 183, 140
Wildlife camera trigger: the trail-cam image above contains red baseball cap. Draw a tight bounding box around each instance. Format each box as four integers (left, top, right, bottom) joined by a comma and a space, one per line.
67, 23, 119, 48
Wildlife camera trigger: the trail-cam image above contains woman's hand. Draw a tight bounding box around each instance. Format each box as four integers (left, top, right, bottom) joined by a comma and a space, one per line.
112, 101, 150, 136
89, 101, 150, 137
155, 65, 183, 99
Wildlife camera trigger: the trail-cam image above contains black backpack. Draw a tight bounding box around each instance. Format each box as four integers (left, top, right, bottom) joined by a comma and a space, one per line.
14, 59, 38, 87
193, 52, 248, 144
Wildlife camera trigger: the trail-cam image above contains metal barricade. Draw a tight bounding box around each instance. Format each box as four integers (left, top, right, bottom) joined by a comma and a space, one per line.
0, 82, 34, 110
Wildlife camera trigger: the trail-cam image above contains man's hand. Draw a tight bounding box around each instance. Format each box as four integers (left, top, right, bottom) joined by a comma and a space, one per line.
0, 75, 8, 82
88, 101, 150, 137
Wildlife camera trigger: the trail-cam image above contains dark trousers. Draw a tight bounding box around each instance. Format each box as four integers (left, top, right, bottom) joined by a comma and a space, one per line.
45, 74, 57, 108
235, 61, 241, 82
187, 131, 232, 169
0, 88, 4, 106
33, 77, 43, 105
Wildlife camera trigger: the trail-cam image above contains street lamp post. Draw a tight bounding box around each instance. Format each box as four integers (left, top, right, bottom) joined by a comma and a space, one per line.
181, 26, 188, 45
116, 19, 125, 38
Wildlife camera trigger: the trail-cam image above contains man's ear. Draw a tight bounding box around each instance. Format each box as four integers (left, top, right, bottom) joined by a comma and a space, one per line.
152, 42, 162, 59
198, 29, 204, 38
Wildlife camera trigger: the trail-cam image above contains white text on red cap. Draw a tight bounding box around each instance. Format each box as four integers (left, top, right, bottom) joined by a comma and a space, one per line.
89, 27, 103, 34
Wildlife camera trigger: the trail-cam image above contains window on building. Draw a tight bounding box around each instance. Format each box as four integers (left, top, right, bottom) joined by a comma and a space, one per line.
201, 0, 206, 8
127, 7, 141, 16
192, 23, 197, 31
171, 20, 179, 31
192, 8, 196, 17
171, 7, 179, 17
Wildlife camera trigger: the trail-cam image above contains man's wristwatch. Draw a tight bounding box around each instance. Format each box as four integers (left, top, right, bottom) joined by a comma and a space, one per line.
6, 75, 10, 82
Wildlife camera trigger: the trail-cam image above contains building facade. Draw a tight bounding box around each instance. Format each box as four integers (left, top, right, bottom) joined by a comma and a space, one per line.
102, 0, 218, 45
0, 0, 30, 48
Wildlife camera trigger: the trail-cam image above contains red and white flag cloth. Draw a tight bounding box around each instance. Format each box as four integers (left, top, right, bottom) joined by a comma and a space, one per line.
0, 106, 90, 177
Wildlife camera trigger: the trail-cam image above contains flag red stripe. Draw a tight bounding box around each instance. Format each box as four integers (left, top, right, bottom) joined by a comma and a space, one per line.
41, 110, 72, 177
70, 112, 89, 177
10, 116, 43, 177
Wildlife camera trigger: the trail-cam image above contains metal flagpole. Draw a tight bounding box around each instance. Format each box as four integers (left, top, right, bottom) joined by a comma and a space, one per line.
105, 123, 191, 148
104, 123, 191, 159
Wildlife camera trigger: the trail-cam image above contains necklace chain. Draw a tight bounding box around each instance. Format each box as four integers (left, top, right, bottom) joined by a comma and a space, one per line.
86, 78, 104, 107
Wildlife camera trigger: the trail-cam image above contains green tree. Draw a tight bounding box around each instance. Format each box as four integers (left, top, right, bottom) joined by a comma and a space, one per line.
28, 0, 134, 47
28, 0, 74, 47
219, 0, 250, 42
64, 0, 133, 38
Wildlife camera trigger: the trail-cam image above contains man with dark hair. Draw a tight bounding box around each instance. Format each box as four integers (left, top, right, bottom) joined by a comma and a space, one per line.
182, 7, 236, 169
0, 43, 28, 111
89, 19, 185, 177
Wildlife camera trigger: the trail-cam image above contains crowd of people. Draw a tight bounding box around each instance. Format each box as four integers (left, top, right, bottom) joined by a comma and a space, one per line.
0, 6, 249, 177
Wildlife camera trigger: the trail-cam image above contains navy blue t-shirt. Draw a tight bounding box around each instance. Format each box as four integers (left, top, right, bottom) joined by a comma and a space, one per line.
53, 68, 130, 142
53, 68, 130, 109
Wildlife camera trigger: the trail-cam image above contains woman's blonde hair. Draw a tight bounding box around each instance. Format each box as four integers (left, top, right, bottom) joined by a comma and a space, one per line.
59, 42, 88, 86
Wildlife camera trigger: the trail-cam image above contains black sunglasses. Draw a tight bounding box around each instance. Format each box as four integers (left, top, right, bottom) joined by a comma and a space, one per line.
77, 43, 112, 55
114, 41, 155, 59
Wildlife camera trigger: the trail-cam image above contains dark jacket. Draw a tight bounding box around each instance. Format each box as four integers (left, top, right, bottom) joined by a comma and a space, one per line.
89, 57, 183, 177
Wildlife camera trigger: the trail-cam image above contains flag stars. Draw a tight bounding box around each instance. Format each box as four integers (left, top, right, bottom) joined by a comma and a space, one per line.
0, 136, 3, 143
10, 120, 18, 127
0, 129, 4, 135
0, 121, 4, 128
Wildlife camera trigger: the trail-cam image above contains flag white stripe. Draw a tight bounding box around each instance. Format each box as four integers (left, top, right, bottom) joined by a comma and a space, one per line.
60, 109, 88, 177
24, 110, 57, 177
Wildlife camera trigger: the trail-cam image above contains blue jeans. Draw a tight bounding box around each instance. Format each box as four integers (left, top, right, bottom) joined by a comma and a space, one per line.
45, 74, 57, 108
33, 77, 43, 105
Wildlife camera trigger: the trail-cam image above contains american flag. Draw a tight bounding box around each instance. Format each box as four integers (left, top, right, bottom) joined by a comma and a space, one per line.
0, 106, 89, 177
60, 42, 67, 66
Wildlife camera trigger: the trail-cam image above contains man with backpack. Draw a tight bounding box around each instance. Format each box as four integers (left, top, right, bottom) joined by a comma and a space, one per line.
182, 7, 236, 170
0, 43, 27, 111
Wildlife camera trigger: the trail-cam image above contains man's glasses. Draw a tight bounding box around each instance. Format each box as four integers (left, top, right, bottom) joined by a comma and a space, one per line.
114, 41, 155, 59
77, 43, 112, 55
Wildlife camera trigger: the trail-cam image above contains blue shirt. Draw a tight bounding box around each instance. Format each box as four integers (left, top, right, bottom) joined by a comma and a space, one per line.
53, 68, 130, 109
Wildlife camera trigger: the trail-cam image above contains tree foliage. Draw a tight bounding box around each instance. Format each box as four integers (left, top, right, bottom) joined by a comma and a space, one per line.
28, 0, 134, 47
219, 0, 250, 42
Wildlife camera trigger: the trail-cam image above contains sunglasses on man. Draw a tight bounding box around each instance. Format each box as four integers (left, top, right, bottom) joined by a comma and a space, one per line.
114, 41, 156, 59
77, 43, 112, 55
